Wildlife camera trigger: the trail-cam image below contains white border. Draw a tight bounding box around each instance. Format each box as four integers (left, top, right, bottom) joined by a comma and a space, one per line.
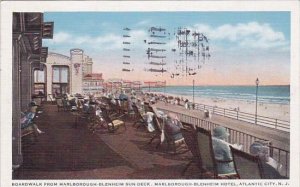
1, 1, 299, 187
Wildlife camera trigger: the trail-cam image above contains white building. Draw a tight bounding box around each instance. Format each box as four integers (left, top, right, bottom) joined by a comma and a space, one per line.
34, 48, 94, 99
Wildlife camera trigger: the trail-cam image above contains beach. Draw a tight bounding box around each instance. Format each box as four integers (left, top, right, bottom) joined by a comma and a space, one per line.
151, 91, 290, 122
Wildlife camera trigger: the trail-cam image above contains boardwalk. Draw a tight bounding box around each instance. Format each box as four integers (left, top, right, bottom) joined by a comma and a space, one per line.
154, 102, 290, 150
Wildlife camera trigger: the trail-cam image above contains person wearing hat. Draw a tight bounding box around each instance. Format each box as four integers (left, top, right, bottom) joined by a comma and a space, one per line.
212, 126, 239, 175
119, 90, 128, 101
21, 101, 44, 135
20, 112, 44, 135
184, 99, 189, 109
28, 101, 39, 113
163, 113, 184, 142
250, 141, 286, 179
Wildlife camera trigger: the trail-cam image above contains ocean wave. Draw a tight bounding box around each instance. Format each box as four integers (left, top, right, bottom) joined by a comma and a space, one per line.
147, 85, 290, 105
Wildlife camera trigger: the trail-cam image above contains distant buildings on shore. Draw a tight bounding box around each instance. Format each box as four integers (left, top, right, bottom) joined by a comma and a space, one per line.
102, 79, 166, 93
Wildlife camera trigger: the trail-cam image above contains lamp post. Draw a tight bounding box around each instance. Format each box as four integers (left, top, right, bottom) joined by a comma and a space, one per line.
192, 79, 195, 104
255, 78, 259, 125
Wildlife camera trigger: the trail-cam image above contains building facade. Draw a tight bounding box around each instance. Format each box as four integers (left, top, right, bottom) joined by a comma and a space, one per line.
12, 12, 53, 168
42, 48, 94, 99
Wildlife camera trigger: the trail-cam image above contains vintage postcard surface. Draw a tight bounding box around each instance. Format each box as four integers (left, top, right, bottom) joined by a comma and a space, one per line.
0, 1, 299, 187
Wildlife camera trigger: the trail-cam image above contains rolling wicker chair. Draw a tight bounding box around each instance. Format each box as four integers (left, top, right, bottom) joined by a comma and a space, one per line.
100, 107, 126, 133
56, 98, 65, 112
148, 114, 163, 149
132, 103, 147, 128
230, 146, 265, 179
107, 99, 124, 116
196, 126, 238, 179
180, 122, 201, 175
151, 115, 186, 154
143, 102, 154, 113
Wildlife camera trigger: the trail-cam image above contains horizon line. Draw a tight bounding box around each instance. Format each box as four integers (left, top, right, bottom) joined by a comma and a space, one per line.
164, 84, 290, 87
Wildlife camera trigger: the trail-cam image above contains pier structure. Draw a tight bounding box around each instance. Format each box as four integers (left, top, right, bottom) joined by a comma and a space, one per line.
103, 79, 143, 93
143, 81, 167, 92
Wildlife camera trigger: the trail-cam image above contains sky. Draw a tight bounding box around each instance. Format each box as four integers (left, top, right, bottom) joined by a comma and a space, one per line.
43, 12, 290, 86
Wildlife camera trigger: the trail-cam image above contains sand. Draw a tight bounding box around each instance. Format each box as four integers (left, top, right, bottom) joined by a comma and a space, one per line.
151, 92, 290, 122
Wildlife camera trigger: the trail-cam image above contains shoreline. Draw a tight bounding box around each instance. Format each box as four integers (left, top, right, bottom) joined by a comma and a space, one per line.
150, 91, 290, 122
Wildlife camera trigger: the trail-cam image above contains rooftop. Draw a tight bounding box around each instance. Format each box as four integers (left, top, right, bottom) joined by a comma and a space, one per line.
84, 73, 103, 80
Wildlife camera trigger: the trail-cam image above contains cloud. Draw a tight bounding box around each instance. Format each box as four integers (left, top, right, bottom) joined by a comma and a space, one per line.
45, 31, 124, 50
51, 32, 72, 43
45, 21, 289, 60
94, 34, 123, 49
74, 36, 92, 45
129, 30, 148, 39
136, 19, 152, 27
193, 22, 288, 50
46, 29, 151, 52
127, 29, 148, 46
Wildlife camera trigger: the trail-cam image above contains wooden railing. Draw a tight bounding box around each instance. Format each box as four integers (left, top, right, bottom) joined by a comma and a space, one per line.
191, 103, 290, 131
157, 108, 290, 178
269, 145, 290, 177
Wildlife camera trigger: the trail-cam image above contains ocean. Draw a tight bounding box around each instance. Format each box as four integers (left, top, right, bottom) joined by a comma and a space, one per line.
145, 85, 290, 105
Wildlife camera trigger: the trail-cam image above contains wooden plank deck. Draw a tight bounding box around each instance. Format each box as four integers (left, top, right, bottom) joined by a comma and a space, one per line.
13, 102, 290, 179
13, 104, 195, 179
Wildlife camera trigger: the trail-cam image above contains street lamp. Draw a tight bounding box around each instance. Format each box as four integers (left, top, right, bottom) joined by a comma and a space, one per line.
255, 78, 259, 125
192, 79, 195, 104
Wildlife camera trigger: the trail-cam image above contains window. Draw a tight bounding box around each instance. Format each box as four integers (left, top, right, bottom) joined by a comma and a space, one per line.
33, 69, 46, 96
34, 70, 45, 83
52, 66, 69, 97
52, 66, 68, 83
